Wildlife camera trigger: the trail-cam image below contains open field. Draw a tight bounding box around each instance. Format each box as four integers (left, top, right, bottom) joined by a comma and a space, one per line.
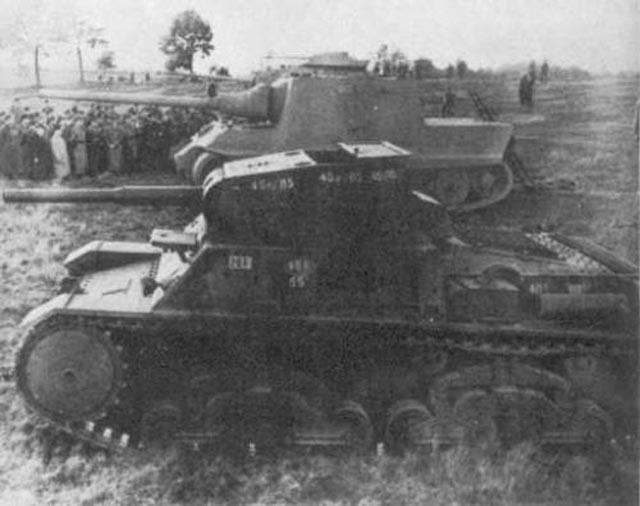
0, 75, 637, 505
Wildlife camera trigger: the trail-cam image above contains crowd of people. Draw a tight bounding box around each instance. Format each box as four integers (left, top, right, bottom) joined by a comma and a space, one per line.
0, 98, 218, 181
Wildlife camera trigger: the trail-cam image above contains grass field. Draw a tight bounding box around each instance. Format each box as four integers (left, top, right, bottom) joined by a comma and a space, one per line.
0, 75, 637, 505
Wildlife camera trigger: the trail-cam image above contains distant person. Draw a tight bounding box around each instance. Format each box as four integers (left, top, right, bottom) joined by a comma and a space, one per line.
518, 74, 529, 107
519, 74, 534, 110
10, 98, 23, 123
106, 120, 124, 175
540, 60, 550, 85
42, 99, 54, 122
69, 115, 88, 177
50, 123, 71, 182
441, 86, 456, 117
5, 120, 24, 178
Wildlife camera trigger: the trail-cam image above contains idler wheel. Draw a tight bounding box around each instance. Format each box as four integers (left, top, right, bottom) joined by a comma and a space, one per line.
434, 170, 470, 207
17, 324, 122, 422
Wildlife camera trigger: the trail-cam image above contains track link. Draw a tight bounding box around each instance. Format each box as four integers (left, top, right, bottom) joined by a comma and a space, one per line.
13, 311, 635, 454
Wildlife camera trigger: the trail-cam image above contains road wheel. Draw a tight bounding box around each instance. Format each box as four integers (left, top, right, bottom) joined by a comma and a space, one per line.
334, 400, 373, 451
192, 152, 223, 186
385, 399, 434, 454
140, 400, 182, 446
434, 170, 470, 207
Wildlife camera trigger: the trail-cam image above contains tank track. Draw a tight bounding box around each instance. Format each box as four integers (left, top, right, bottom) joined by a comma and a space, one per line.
14, 311, 635, 455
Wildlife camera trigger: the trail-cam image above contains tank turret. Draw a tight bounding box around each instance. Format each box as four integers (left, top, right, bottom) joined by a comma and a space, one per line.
38, 58, 518, 212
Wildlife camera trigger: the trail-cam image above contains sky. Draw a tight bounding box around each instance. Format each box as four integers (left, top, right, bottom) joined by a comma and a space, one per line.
1, 0, 638, 75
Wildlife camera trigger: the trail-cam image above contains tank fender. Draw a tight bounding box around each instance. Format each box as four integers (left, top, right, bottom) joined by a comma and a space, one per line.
551, 234, 638, 275
20, 295, 70, 328
64, 241, 161, 277
173, 122, 229, 178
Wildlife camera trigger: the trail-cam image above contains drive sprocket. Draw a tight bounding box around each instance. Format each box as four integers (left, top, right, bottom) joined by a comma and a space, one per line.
16, 320, 124, 423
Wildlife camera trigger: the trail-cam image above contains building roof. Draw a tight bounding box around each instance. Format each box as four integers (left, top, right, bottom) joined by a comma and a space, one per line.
301, 52, 368, 72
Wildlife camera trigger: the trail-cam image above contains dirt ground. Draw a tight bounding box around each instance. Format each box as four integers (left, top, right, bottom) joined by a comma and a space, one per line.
0, 75, 637, 505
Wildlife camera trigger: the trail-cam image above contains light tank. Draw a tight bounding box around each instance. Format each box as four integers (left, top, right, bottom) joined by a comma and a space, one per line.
4, 142, 637, 455
40, 57, 516, 213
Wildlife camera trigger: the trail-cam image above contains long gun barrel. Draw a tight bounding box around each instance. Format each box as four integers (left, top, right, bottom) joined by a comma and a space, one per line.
3, 186, 201, 205
40, 82, 277, 122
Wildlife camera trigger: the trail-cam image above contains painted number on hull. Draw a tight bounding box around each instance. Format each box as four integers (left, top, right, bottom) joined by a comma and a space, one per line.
228, 255, 253, 270
287, 258, 314, 289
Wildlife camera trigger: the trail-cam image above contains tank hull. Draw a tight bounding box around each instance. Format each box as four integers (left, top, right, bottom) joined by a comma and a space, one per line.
177, 118, 514, 211
15, 229, 637, 454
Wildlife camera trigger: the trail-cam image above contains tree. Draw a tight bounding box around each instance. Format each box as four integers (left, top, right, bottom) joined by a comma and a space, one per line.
10, 8, 107, 86
456, 60, 469, 79
72, 18, 108, 84
160, 10, 214, 73
97, 51, 116, 71
390, 50, 409, 78
14, 11, 69, 87
414, 58, 438, 79
445, 64, 456, 80
373, 44, 391, 76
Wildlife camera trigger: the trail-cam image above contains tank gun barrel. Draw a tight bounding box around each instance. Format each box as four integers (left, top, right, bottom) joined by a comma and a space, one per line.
3, 186, 200, 205
40, 82, 276, 122
40, 88, 215, 109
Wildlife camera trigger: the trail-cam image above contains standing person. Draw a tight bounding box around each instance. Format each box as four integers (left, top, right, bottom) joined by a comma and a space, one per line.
30, 120, 53, 180
518, 74, 529, 107
69, 115, 88, 177
96, 118, 110, 175
50, 122, 71, 182
519, 74, 534, 109
10, 98, 24, 123
42, 99, 54, 123
6, 120, 24, 179
121, 114, 137, 174
85, 119, 99, 178
19, 116, 37, 178
526, 76, 535, 109
61, 112, 76, 177
106, 119, 124, 175
159, 110, 173, 171
540, 60, 550, 85
441, 86, 456, 117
